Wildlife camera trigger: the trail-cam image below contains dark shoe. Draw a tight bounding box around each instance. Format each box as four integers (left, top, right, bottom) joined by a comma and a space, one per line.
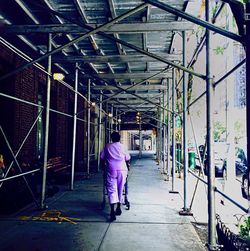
110, 212, 116, 222
115, 207, 122, 216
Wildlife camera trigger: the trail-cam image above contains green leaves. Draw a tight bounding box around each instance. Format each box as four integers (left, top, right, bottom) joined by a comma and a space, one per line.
239, 217, 250, 239
213, 46, 225, 55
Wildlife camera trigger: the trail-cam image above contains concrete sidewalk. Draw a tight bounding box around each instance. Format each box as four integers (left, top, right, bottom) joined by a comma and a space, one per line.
0, 153, 206, 251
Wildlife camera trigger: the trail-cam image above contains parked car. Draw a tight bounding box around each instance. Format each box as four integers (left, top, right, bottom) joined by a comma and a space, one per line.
197, 144, 227, 177
222, 146, 248, 178
196, 144, 247, 178
241, 169, 249, 199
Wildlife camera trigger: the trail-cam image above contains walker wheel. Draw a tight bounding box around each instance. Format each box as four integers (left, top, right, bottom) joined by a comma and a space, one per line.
126, 201, 130, 210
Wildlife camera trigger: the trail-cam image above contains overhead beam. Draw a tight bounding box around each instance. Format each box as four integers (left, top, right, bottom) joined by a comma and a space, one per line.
92, 84, 166, 91
114, 101, 157, 117
0, 22, 194, 34
98, 98, 160, 105
101, 93, 163, 125
53, 53, 181, 63
0, 3, 205, 83
112, 103, 158, 107
86, 70, 175, 114
27, 4, 205, 79
107, 0, 131, 72
115, 107, 157, 111
84, 72, 172, 80
96, 93, 162, 99
145, 0, 244, 44
0, 3, 148, 82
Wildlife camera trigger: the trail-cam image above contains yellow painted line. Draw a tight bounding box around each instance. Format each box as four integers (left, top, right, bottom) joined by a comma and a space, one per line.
18, 210, 80, 225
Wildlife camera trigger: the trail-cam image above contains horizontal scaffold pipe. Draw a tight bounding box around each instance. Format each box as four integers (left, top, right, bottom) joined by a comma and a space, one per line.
0, 169, 40, 183
113, 99, 160, 119
104, 94, 166, 126
0, 37, 90, 103
1, 21, 194, 34
145, 0, 244, 44
0, 3, 148, 82
83, 72, 177, 116
0, 92, 99, 124
141, 120, 161, 129
0, 39, 110, 119
97, 68, 171, 104
29, 5, 206, 79
0, 40, 107, 126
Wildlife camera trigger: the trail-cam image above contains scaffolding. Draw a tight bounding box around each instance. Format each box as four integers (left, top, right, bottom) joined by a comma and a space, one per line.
0, 1, 249, 250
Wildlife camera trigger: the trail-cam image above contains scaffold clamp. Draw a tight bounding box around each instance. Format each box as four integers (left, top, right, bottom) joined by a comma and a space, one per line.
245, 13, 250, 21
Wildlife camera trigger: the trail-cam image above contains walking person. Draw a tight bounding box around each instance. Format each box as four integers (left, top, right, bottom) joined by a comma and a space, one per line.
100, 132, 131, 221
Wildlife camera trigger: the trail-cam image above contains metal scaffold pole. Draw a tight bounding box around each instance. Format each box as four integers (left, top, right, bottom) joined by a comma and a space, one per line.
206, 1, 217, 249
156, 107, 159, 163
162, 87, 166, 173
115, 108, 118, 131
70, 63, 79, 190
170, 68, 178, 194
97, 94, 102, 172
179, 31, 192, 215
87, 79, 91, 177
166, 78, 170, 180
108, 105, 111, 142
41, 33, 52, 209
246, 0, 250, 206
159, 97, 163, 165
105, 102, 109, 143
118, 115, 121, 131
139, 122, 142, 159
111, 105, 114, 133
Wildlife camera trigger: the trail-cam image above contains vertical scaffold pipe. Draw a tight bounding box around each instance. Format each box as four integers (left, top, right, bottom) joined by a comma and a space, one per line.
111, 105, 114, 133
156, 107, 160, 163
159, 97, 163, 165
170, 68, 178, 193
139, 122, 142, 159
182, 31, 189, 212
246, 1, 250, 206
166, 78, 170, 179
70, 63, 79, 190
41, 33, 52, 209
163, 88, 166, 173
118, 115, 121, 131
87, 79, 91, 177
115, 109, 118, 131
97, 94, 102, 172
206, 0, 217, 249
106, 102, 109, 144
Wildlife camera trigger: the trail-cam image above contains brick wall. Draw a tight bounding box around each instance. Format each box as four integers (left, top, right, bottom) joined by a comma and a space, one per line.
76, 98, 86, 170
55, 83, 70, 161
0, 43, 39, 163
0, 42, 91, 170
13, 65, 38, 161
0, 41, 96, 213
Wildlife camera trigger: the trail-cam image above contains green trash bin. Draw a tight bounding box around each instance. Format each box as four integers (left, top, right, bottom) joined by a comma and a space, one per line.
176, 143, 182, 172
188, 145, 196, 170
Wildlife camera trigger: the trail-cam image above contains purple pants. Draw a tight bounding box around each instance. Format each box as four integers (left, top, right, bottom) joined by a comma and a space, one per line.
106, 170, 127, 204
